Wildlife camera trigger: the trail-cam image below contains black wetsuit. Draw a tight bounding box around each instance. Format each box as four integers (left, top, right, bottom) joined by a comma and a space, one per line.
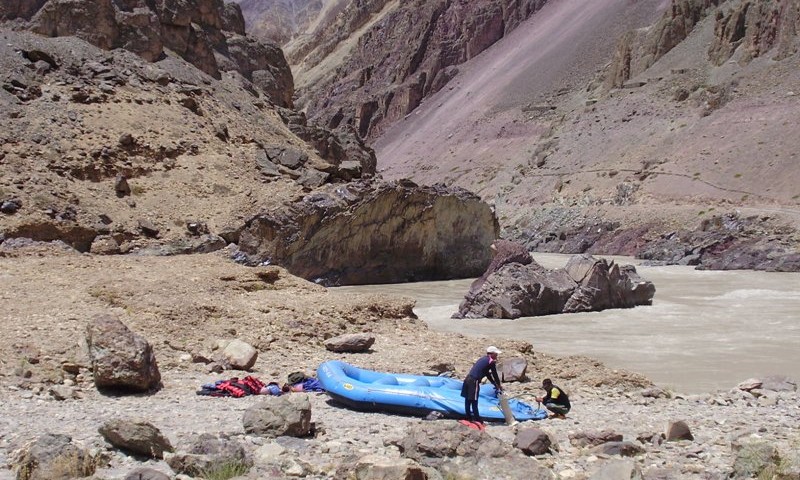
460, 355, 501, 422
542, 384, 570, 415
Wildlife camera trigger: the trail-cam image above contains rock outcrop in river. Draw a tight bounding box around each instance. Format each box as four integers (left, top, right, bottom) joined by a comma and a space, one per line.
455, 250, 655, 319
234, 179, 500, 285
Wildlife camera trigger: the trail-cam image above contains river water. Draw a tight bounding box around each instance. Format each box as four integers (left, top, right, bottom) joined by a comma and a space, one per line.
337, 254, 800, 394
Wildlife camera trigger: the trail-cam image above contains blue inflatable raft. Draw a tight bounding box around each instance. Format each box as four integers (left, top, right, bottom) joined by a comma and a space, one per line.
317, 360, 547, 422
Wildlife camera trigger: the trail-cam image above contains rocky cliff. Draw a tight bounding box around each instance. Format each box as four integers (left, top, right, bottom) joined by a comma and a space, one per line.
277, 0, 548, 140
232, 0, 327, 45
2, 0, 294, 106
235, 179, 499, 285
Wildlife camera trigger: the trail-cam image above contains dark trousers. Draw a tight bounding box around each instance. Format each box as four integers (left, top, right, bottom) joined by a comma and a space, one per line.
461, 376, 481, 422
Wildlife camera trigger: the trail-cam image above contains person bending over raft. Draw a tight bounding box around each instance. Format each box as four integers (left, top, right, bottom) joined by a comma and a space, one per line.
461, 346, 503, 426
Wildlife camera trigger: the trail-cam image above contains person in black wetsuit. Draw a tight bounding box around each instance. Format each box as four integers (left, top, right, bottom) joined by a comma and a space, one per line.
536, 378, 571, 418
460, 346, 503, 425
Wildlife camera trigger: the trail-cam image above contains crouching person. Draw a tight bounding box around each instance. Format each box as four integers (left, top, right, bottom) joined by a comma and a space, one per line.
536, 378, 570, 419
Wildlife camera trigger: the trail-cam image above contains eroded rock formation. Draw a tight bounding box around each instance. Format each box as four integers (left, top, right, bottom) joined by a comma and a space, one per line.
455, 252, 655, 319
709, 0, 800, 65
4, 0, 294, 106
235, 179, 499, 285
606, 0, 722, 88
287, 0, 548, 140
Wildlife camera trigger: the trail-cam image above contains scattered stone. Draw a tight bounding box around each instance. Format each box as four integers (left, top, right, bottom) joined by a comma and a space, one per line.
137, 219, 160, 238
397, 422, 511, 461
340, 453, 427, 480
90, 235, 121, 255
119, 133, 135, 147
98, 419, 173, 459
114, 175, 131, 197
48, 385, 77, 401
1, 199, 22, 214
123, 467, 171, 480
186, 221, 209, 236
641, 387, 669, 398
324, 333, 375, 353
220, 339, 258, 370
665, 420, 693, 441
10, 433, 96, 480
513, 427, 553, 456
590, 441, 645, 457
570, 430, 624, 448
589, 459, 643, 480
242, 395, 312, 438
165, 434, 250, 477
731, 440, 779, 479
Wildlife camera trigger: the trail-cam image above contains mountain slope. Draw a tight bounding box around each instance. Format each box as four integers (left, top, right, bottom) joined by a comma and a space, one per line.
374, 0, 800, 263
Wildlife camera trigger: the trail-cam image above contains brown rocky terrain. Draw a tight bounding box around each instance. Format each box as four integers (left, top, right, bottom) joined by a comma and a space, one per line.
0, 0, 500, 285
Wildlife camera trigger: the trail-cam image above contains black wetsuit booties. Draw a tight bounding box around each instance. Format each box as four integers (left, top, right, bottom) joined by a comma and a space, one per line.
543, 384, 571, 415
460, 355, 501, 422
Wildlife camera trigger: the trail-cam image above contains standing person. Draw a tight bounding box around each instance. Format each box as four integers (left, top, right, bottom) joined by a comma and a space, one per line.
536, 378, 571, 419
460, 346, 503, 427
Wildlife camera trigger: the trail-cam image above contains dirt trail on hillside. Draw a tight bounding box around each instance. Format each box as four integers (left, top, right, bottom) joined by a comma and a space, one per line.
375, 0, 664, 178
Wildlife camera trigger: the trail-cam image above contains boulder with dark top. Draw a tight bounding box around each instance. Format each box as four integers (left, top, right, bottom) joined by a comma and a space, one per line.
455, 253, 655, 319
86, 314, 161, 392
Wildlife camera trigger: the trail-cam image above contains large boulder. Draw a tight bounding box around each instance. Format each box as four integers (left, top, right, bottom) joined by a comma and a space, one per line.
86, 314, 161, 392
455, 253, 655, 319
237, 179, 499, 285
562, 254, 655, 313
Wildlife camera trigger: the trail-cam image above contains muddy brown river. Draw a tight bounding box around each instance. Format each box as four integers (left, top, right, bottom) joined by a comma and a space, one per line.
339, 254, 800, 394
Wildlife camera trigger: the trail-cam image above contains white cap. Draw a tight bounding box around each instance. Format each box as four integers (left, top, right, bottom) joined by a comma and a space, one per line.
486, 346, 502, 354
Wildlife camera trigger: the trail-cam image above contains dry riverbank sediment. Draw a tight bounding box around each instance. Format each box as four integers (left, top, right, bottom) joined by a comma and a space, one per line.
0, 251, 797, 479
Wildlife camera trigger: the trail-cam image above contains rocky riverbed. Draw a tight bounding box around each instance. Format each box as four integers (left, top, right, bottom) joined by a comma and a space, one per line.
0, 249, 798, 480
